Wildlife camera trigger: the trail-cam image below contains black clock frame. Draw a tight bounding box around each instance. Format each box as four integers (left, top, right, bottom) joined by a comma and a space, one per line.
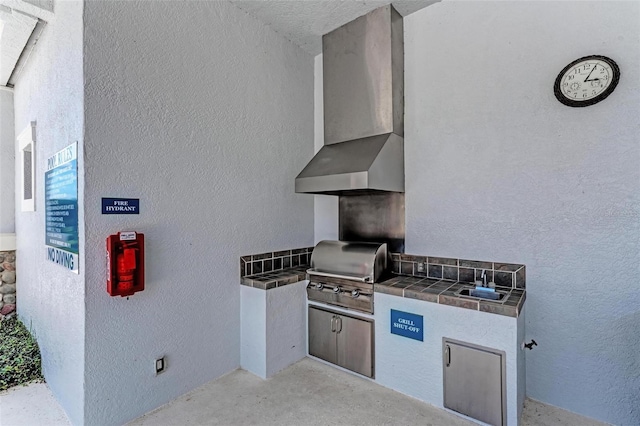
553, 55, 620, 107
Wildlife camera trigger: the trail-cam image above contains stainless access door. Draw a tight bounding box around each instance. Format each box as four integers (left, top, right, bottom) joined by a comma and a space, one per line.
336, 314, 374, 378
308, 306, 338, 364
443, 339, 506, 426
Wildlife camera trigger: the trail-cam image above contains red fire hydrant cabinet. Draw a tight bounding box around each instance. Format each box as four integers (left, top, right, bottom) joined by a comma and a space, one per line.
106, 231, 145, 297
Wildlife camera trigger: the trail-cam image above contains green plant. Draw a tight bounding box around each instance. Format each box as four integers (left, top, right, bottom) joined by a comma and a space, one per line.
0, 316, 43, 391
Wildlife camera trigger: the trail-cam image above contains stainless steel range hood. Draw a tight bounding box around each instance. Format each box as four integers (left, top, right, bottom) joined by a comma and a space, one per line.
295, 133, 403, 194
295, 5, 404, 195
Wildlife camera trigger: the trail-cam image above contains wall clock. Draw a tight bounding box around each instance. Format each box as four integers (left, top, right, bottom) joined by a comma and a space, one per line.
553, 55, 620, 107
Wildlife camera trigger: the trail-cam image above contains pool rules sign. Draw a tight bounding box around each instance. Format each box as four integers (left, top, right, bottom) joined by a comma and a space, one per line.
45, 142, 79, 273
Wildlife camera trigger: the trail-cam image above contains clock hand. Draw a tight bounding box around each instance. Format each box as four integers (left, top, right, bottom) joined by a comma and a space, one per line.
583, 64, 598, 82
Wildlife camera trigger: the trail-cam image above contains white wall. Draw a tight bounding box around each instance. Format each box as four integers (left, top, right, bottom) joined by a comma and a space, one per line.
240, 286, 267, 377
12, 1, 85, 424
313, 1, 639, 424
403, 2, 640, 425
265, 282, 308, 377
0, 88, 15, 233
375, 293, 521, 425
82, 1, 314, 424
241, 282, 307, 379
517, 305, 526, 420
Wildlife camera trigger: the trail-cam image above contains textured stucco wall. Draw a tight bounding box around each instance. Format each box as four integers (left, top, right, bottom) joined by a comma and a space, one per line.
82, 1, 314, 424
265, 281, 307, 377
241, 282, 307, 379
0, 89, 15, 233
517, 305, 526, 420
375, 293, 521, 425
403, 2, 640, 425
313, 1, 639, 424
240, 285, 267, 377
12, 1, 85, 424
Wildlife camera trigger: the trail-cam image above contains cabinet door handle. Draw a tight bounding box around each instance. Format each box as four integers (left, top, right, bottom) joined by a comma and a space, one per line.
444, 345, 451, 367
331, 315, 336, 332
336, 316, 342, 333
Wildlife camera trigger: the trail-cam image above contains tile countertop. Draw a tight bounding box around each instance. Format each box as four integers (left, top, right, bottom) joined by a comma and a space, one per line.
241, 266, 308, 290
375, 275, 526, 318
241, 267, 525, 318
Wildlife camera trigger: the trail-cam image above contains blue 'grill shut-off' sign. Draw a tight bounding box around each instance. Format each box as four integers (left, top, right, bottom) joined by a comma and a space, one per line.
391, 309, 423, 341
102, 198, 139, 214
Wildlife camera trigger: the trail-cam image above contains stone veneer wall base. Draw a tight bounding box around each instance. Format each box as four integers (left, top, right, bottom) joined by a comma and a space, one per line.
0, 251, 17, 318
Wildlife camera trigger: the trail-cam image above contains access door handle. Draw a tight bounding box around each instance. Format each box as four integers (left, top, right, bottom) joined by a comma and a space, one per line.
444, 345, 451, 367
331, 315, 337, 332
336, 316, 342, 333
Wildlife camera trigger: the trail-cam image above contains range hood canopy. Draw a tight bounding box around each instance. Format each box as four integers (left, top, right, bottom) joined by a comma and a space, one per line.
296, 5, 404, 195
295, 133, 403, 195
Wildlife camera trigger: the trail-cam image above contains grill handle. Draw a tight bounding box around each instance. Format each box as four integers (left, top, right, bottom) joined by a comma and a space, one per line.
307, 269, 372, 283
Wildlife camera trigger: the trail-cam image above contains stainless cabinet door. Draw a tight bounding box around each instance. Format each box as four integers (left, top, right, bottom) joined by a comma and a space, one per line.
443, 340, 505, 426
308, 306, 337, 364
336, 314, 374, 378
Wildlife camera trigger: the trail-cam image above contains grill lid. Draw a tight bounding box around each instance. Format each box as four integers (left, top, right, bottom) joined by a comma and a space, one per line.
309, 240, 388, 282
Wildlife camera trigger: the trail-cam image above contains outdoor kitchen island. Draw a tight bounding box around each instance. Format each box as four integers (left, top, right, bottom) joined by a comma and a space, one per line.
240, 249, 527, 426
374, 270, 526, 426
239, 248, 312, 380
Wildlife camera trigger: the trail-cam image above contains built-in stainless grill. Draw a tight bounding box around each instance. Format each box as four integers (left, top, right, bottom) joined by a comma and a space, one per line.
306, 240, 387, 314
301, 5, 403, 380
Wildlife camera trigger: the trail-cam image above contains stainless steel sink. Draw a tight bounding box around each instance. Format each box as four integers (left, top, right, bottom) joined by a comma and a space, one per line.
456, 288, 507, 303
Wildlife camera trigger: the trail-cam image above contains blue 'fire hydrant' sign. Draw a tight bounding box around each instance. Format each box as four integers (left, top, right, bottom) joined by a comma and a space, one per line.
102, 198, 139, 214
391, 309, 423, 341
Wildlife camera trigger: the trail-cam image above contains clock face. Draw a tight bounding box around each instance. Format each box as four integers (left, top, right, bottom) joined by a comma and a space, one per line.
554, 55, 620, 107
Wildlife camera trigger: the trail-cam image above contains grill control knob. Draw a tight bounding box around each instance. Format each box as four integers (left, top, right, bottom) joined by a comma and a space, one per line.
315, 283, 323, 290
333, 286, 341, 294
351, 289, 360, 298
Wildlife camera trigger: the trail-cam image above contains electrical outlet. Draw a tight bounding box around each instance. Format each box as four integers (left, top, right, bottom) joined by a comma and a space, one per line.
155, 357, 166, 375
416, 262, 425, 273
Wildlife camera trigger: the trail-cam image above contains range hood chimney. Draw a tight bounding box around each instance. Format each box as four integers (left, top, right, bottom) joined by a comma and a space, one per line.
296, 5, 404, 195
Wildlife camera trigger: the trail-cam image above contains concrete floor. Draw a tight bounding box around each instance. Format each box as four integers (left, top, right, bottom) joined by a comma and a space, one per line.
0, 380, 70, 426
1, 358, 609, 426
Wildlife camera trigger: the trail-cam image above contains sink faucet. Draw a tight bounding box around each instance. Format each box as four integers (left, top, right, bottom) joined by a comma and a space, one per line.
481, 269, 487, 287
